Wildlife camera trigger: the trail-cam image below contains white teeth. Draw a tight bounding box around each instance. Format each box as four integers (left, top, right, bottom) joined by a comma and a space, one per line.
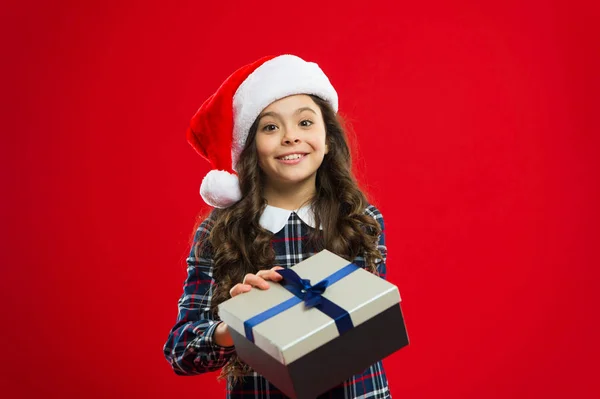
279, 154, 304, 161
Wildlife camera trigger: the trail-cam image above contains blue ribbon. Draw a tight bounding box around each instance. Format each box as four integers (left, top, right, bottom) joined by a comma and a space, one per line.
243, 263, 359, 342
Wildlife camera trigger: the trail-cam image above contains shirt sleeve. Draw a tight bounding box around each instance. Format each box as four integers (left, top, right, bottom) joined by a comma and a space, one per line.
365, 205, 388, 280
163, 216, 236, 375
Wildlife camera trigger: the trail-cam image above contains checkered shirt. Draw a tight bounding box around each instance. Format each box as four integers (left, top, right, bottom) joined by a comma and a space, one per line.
163, 205, 392, 398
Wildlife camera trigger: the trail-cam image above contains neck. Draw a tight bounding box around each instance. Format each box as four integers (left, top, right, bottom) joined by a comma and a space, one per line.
263, 177, 316, 210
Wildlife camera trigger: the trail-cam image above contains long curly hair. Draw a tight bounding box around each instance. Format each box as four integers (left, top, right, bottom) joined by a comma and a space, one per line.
193, 95, 383, 382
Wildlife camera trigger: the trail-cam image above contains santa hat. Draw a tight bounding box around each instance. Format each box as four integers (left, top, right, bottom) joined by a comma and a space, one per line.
186, 54, 339, 208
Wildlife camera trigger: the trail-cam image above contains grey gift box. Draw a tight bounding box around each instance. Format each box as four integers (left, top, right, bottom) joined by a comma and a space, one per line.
218, 250, 409, 399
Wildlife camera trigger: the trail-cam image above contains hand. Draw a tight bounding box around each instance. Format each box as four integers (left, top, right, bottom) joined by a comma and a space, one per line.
214, 321, 234, 347
228, 266, 285, 297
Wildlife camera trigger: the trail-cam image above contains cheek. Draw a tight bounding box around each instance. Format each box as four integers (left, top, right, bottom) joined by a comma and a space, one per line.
314, 130, 328, 153
255, 137, 274, 166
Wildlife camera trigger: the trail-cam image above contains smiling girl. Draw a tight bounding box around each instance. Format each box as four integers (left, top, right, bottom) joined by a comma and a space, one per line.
164, 55, 392, 398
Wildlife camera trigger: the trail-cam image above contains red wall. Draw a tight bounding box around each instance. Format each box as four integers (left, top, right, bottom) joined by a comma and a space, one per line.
1, 0, 599, 398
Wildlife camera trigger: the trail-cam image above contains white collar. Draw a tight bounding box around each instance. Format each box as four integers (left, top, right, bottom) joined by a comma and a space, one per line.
259, 204, 322, 234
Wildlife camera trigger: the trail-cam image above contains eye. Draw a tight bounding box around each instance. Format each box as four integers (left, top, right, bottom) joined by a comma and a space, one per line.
299, 119, 313, 127
262, 123, 278, 132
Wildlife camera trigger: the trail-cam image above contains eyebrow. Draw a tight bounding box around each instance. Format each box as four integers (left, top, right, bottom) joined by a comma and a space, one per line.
258, 107, 317, 121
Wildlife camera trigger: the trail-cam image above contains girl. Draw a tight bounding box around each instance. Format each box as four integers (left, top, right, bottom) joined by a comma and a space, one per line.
163, 55, 392, 398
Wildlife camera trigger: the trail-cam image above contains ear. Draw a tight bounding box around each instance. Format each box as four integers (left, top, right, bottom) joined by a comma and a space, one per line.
325, 143, 330, 154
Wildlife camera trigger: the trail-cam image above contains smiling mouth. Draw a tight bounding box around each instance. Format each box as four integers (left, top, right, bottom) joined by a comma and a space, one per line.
276, 153, 307, 161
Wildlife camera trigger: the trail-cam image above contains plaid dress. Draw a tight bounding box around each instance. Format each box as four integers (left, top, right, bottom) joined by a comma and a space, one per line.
163, 204, 392, 398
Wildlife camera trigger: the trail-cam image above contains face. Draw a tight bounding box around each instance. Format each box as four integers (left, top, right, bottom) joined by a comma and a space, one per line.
254, 94, 328, 191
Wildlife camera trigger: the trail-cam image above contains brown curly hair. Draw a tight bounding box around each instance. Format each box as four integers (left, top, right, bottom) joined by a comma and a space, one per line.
193, 95, 383, 383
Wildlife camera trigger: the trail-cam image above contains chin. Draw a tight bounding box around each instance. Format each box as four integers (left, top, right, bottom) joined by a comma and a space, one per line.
273, 172, 316, 185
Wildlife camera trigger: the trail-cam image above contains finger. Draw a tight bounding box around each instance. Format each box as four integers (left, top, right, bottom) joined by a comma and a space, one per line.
242, 274, 270, 290
232, 283, 252, 297
271, 266, 284, 279
257, 269, 283, 282
229, 283, 252, 297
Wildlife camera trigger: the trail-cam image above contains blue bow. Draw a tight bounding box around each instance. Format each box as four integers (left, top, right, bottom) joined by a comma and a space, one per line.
276, 269, 329, 308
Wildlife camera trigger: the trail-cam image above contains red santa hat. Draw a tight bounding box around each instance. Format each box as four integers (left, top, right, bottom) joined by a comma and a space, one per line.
186, 54, 339, 208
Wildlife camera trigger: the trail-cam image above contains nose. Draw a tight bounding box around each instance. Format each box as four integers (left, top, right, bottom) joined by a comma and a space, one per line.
282, 127, 301, 145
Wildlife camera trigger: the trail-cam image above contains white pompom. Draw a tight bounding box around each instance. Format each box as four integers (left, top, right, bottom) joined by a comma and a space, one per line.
199, 170, 242, 208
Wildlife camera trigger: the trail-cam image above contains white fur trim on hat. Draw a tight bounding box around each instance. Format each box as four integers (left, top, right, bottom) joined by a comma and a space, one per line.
231, 54, 338, 169
199, 170, 242, 209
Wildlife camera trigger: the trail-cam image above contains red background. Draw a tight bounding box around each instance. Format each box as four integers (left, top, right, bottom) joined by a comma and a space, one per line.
1, 0, 599, 398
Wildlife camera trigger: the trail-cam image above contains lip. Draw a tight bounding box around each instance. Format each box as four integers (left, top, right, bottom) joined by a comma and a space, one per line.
275, 152, 308, 165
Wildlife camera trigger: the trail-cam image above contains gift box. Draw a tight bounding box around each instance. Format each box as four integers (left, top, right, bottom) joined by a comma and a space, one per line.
218, 250, 409, 399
